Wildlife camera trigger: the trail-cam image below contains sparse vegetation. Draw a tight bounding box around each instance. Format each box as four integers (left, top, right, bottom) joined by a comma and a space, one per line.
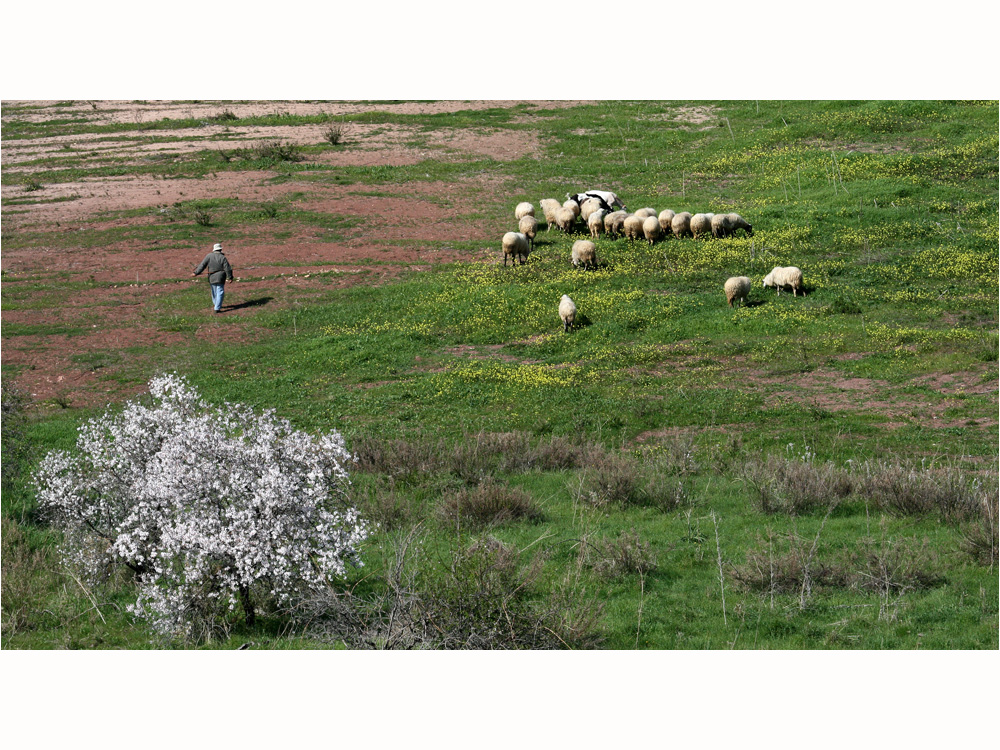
1, 99, 996, 650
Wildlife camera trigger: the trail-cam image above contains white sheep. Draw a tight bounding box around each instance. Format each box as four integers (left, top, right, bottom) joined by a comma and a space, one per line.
571, 239, 598, 270
690, 213, 715, 239
580, 198, 603, 222
671, 211, 693, 238
540, 198, 562, 231
724, 276, 752, 308
763, 266, 804, 296
711, 213, 754, 239
559, 294, 577, 332
562, 200, 582, 218
588, 209, 607, 238
604, 210, 627, 237
518, 215, 538, 251
658, 209, 676, 234
633, 207, 658, 220
623, 215, 645, 241
555, 206, 577, 233
501, 231, 530, 266
515, 202, 535, 221
642, 216, 661, 245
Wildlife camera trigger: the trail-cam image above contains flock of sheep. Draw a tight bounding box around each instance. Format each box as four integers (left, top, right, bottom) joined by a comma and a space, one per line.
500, 190, 804, 331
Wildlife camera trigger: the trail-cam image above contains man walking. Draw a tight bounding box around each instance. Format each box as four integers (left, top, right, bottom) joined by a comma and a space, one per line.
193, 242, 235, 313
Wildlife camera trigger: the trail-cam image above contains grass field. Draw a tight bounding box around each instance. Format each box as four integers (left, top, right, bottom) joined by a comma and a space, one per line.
2, 99, 997, 649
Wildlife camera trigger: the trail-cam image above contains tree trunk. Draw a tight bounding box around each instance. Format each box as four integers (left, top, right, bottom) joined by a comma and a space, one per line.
239, 585, 256, 627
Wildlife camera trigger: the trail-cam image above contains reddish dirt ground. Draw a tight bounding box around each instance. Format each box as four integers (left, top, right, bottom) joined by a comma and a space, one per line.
3, 100, 586, 406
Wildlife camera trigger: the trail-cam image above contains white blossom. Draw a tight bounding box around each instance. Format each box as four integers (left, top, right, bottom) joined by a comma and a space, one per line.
34, 373, 369, 639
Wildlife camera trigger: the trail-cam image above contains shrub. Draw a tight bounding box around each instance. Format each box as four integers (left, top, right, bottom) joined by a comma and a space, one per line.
324, 124, 346, 145
236, 139, 303, 163
33, 373, 369, 641
740, 452, 853, 515
1, 379, 31, 492
854, 460, 991, 522
291, 531, 602, 649
194, 210, 212, 227
1, 516, 56, 638
580, 528, 658, 578
960, 488, 998, 567
438, 478, 543, 530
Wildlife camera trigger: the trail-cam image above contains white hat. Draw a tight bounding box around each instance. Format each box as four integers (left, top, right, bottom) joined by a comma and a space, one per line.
213, 243, 223, 251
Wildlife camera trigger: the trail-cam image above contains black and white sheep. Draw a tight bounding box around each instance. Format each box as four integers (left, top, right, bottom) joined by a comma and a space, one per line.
566, 190, 627, 212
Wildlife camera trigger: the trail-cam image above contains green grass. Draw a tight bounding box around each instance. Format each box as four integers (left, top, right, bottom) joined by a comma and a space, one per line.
2, 100, 997, 649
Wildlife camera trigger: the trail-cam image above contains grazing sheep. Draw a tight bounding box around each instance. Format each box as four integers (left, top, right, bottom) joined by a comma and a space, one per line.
658, 209, 676, 234
711, 212, 754, 239
515, 202, 535, 221
501, 231, 530, 266
559, 294, 577, 332
566, 190, 627, 212
571, 239, 598, 269
634, 207, 658, 220
588, 209, 607, 238
690, 213, 715, 239
540, 198, 562, 231
623, 215, 645, 240
642, 216, 661, 245
610, 212, 629, 237
563, 200, 581, 218
671, 211, 693, 238
604, 210, 627, 237
580, 198, 603, 222
555, 206, 577, 233
763, 266, 804, 296
518, 215, 538, 250
724, 276, 752, 308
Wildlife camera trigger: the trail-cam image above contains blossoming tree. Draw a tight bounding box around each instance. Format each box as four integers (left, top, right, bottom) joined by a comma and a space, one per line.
34, 373, 369, 640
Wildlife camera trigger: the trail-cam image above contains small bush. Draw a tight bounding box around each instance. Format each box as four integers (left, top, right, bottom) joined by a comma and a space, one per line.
740, 453, 853, 515
212, 108, 239, 122
0, 516, 56, 638
580, 528, 657, 578
21, 177, 43, 192
830, 295, 862, 314
324, 124, 346, 145
960, 489, 998, 567
577, 452, 644, 507
849, 525, 940, 597
236, 139, 303, 163
438, 478, 543, 530
732, 529, 848, 597
1, 380, 32, 492
193, 210, 213, 227
854, 460, 991, 522
289, 530, 602, 649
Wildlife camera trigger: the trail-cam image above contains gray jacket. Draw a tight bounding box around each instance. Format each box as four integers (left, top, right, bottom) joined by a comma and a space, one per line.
194, 251, 234, 285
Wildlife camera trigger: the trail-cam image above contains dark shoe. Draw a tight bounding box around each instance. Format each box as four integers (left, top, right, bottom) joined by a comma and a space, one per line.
214, 309, 222, 314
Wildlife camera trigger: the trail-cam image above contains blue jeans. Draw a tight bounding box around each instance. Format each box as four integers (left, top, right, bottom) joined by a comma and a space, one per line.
210, 283, 225, 311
